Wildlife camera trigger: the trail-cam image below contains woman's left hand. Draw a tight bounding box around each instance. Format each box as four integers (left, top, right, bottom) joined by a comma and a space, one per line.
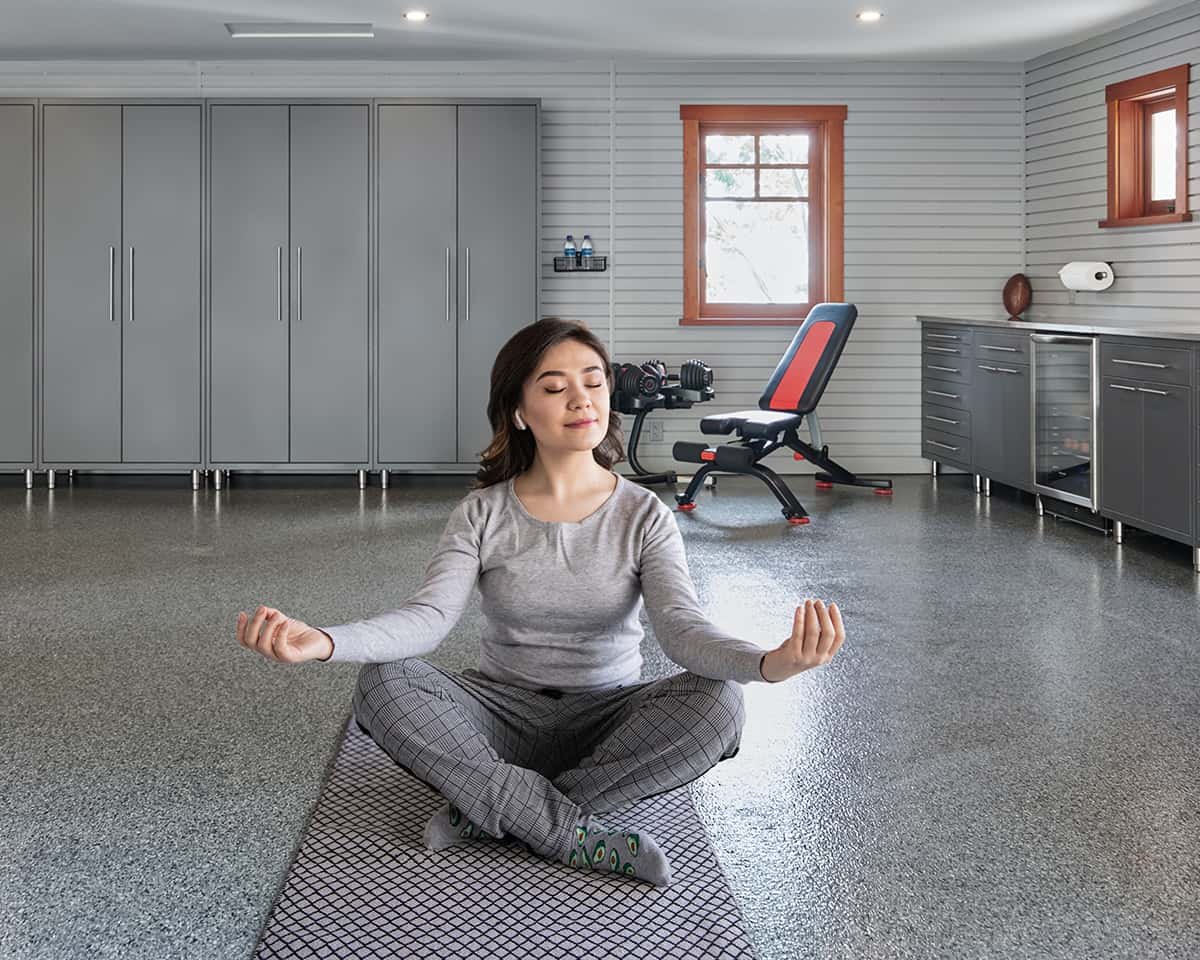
760, 598, 845, 682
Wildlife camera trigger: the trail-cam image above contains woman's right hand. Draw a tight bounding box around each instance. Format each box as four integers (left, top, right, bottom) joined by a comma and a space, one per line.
237, 605, 334, 664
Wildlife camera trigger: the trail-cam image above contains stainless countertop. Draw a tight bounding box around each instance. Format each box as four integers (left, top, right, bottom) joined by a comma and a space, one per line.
916, 314, 1200, 344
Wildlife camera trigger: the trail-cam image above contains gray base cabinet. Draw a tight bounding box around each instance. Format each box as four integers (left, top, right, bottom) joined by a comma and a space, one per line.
42, 103, 201, 466
973, 361, 1030, 491
0, 103, 34, 468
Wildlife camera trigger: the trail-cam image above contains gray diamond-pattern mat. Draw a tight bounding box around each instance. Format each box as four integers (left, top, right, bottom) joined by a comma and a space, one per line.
253, 715, 759, 959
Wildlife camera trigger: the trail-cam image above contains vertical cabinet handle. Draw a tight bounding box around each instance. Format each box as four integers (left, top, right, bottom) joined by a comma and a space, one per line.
108, 245, 115, 323
296, 246, 302, 326
464, 247, 470, 326
445, 247, 451, 324
128, 247, 134, 323
276, 246, 283, 323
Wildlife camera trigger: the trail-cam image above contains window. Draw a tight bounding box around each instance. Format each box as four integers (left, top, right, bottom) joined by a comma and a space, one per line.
1101, 64, 1190, 228
680, 105, 845, 325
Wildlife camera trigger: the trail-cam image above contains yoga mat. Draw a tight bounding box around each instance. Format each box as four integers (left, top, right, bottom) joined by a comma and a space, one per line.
254, 715, 760, 959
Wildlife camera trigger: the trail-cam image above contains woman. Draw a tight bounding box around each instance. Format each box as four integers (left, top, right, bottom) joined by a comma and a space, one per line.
236, 318, 845, 888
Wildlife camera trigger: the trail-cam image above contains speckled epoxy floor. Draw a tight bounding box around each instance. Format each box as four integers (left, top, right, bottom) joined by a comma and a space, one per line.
2, 470, 1199, 960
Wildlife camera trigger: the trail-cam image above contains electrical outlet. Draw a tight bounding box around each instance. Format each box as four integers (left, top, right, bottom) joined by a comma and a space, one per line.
648, 420, 664, 442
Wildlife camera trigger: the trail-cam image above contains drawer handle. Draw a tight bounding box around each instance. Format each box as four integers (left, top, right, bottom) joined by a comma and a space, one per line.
927, 364, 959, 373
926, 333, 960, 341
1108, 383, 1137, 392
1137, 387, 1169, 396
978, 364, 998, 372
927, 440, 960, 452
995, 367, 1021, 375
979, 344, 1019, 352
925, 345, 959, 354
926, 389, 960, 400
1112, 358, 1168, 369
926, 415, 960, 425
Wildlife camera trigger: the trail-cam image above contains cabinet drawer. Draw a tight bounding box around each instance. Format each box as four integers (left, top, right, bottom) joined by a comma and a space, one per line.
922, 338, 970, 361
922, 427, 970, 468
922, 403, 970, 439
922, 379, 970, 410
922, 324, 973, 345
1101, 340, 1191, 387
974, 330, 1030, 362
922, 356, 970, 384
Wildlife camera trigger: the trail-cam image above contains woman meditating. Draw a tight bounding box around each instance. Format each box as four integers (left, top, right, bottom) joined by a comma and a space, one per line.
236, 317, 845, 888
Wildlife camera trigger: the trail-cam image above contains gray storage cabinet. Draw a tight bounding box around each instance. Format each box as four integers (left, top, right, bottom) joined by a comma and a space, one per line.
42, 103, 201, 466
1099, 337, 1193, 545
209, 103, 369, 468
0, 103, 34, 470
377, 102, 537, 468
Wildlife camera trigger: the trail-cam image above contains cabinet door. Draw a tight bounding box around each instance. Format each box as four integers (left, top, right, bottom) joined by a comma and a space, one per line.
377, 104, 458, 464
1099, 380, 1142, 519
288, 104, 369, 464
972, 365, 1003, 479
210, 105, 290, 464
999, 364, 1031, 489
1141, 384, 1191, 538
121, 105, 202, 463
456, 104, 537, 464
0, 104, 34, 465
42, 105, 122, 463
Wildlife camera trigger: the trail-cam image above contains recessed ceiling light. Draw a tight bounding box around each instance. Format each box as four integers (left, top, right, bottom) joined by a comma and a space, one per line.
856, 10, 883, 22
403, 10, 430, 22
225, 22, 375, 39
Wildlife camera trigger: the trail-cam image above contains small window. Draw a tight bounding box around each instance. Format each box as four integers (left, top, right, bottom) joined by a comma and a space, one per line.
680, 105, 846, 325
1101, 64, 1190, 228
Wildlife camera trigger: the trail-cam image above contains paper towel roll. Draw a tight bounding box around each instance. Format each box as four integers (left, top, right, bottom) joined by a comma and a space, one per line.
1058, 261, 1114, 291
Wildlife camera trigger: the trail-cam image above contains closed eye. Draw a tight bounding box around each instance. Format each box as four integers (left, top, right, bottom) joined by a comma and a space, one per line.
546, 383, 605, 393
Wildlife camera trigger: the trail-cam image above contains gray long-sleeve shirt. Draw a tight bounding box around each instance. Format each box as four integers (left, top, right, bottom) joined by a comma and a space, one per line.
320, 472, 768, 692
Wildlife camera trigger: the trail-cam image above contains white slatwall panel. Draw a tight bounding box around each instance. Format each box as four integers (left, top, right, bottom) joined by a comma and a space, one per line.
0, 57, 1024, 475
1024, 1, 1200, 326
614, 61, 1021, 475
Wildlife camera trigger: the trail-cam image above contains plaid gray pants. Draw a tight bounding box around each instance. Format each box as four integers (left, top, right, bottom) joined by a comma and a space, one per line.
352, 658, 746, 860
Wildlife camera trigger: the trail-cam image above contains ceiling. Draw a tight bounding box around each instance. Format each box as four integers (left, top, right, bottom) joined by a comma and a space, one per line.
0, 0, 1192, 61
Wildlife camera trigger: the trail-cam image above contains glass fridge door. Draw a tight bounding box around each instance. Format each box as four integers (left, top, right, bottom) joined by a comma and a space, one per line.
1032, 335, 1097, 508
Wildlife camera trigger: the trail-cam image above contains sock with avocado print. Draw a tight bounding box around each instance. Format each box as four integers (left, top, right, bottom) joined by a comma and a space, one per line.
423, 802, 501, 851
558, 813, 672, 887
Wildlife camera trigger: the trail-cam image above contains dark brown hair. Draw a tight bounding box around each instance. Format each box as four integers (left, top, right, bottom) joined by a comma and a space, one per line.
473, 318, 625, 490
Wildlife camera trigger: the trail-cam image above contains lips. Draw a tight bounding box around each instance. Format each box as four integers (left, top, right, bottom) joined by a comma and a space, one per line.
566, 419, 597, 428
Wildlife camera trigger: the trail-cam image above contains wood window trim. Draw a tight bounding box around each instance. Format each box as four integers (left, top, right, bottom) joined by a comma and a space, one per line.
1100, 64, 1190, 229
680, 104, 846, 326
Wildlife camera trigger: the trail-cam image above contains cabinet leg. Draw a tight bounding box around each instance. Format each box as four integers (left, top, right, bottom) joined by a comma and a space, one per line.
214, 469, 224, 491
1035, 494, 1044, 516
930, 460, 939, 478
357, 469, 367, 489
68, 469, 75, 483
191, 469, 201, 490
380, 469, 390, 490
1114, 520, 1123, 544
47, 469, 56, 490
974, 473, 981, 493
24, 469, 33, 489
983, 477, 991, 498
1194, 546, 1199, 573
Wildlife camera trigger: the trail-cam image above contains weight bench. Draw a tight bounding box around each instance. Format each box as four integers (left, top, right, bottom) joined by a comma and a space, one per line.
672, 302, 892, 524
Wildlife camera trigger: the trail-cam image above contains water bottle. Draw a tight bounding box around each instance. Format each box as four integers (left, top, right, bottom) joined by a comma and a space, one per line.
580, 234, 594, 264
563, 234, 577, 260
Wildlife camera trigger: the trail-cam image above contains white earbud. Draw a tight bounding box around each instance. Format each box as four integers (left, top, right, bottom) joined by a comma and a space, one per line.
514, 412, 526, 431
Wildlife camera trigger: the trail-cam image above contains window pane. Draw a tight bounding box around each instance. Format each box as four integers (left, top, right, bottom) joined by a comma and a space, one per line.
706, 168, 755, 198
760, 134, 809, 164
759, 168, 809, 198
705, 134, 754, 164
1151, 108, 1176, 202
705, 200, 809, 304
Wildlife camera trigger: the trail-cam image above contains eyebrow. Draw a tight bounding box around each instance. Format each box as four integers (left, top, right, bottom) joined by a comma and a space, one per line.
535, 365, 605, 382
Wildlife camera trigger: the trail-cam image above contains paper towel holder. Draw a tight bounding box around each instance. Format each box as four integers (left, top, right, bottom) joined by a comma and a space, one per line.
1058, 261, 1115, 292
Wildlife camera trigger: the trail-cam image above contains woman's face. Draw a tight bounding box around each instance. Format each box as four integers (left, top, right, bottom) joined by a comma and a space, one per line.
517, 339, 610, 453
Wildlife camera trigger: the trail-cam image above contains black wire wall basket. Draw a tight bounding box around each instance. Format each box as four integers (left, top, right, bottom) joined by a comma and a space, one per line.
553, 255, 607, 272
